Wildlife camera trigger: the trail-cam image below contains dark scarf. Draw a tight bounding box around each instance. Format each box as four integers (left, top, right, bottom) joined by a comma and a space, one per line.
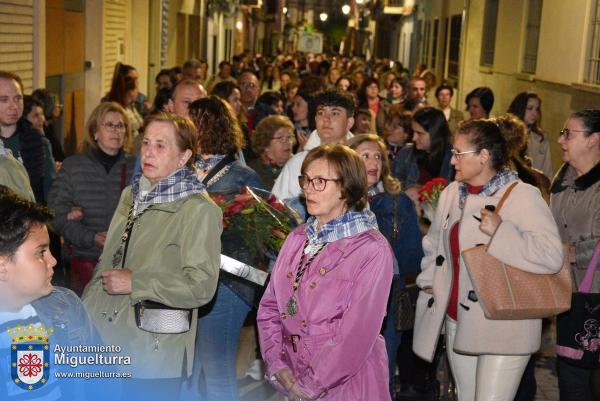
550, 161, 600, 194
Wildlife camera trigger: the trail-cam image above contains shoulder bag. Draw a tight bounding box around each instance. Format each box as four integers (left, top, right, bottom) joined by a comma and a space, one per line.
462, 182, 572, 320
556, 240, 600, 368
114, 203, 192, 334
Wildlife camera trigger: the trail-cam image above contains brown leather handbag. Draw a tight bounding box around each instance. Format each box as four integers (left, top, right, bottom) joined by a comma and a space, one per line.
462, 182, 572, 320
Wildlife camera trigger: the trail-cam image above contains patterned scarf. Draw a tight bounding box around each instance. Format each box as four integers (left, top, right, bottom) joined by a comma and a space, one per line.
458, 169, 519, 209
368, 181, 385, 199
131, 167, 206, 213
305, 209, 379, 255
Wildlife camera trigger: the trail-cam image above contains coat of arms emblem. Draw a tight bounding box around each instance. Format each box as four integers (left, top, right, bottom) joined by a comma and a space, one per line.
9, 325, 53, 391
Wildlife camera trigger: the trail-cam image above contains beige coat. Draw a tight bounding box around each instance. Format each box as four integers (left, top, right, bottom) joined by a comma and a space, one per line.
413, 180, 563, 362
0, 153, 34, 201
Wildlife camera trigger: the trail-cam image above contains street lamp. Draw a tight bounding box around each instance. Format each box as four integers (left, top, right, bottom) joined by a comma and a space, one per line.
283, 6, 288, 14
356, 0, 364, 4
342, 4, 351, 14
319, 12, 328, 22
235, 21, 243, 30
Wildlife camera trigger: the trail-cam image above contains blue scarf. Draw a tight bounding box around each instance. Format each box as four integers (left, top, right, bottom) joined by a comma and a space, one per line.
458, 169, 519, 209
305, 209, 379, 254
131, 167, 206, 213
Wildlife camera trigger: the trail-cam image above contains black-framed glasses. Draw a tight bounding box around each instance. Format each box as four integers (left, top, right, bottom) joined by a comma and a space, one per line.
298, 175, 341, 192
559, 128, 589, 140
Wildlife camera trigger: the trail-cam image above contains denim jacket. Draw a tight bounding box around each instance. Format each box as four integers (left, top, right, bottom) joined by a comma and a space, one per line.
392, 146, 454, 187
29, 287, 120, 401
33, 287, 102, 346
206, 159, 266, 306
370, 192, 423, 280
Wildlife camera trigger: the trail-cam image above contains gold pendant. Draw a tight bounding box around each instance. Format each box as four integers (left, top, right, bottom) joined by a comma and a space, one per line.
286, 297, 297, 316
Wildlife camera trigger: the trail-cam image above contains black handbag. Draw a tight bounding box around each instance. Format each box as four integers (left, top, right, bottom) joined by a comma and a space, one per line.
396, 284, 419, 331
556, 241, 600, 369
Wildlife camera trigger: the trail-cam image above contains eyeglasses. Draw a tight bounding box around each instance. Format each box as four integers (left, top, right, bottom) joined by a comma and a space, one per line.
298, 175, 341, 192
559, 128, 589, 140
103, 122, 127, 132
239, 82, 257, 89
272, 135, 293, 143
450, 148, 478, 159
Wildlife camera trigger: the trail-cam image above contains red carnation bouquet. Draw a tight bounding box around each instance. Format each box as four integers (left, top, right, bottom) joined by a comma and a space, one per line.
211, 187, 300, 261
418, 178, 448, 221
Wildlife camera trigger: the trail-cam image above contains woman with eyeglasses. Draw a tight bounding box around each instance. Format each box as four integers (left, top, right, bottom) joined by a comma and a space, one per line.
248, 115, 296, 188
258, 144, 394, 401
48, 102, 136, 295
550, 110, 600, 401
413, 118, 563, 401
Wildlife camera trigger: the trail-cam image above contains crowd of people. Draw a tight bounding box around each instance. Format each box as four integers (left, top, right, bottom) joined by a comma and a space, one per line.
0, 50, 598, 401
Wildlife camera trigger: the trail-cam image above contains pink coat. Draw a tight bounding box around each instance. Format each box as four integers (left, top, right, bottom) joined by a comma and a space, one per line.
258, 225, 394, 401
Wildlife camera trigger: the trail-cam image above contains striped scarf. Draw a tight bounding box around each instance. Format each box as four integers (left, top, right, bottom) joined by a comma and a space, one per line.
458, 169, 519, 209
305, 209, 378, 254
131, 167, 206, 213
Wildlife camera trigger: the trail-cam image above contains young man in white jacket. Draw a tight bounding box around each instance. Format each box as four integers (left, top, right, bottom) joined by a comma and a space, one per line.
272, 90, 355, 215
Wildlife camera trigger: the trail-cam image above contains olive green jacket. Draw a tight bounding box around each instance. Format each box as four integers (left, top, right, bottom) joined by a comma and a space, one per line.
83, 187, 222, 379
0, 153, 35, 201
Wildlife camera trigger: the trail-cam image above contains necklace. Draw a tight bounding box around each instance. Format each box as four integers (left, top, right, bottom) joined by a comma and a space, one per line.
286, 239, 326, 316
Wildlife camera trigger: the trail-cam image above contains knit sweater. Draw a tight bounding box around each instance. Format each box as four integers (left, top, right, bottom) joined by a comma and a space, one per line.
48, 150, 135, 259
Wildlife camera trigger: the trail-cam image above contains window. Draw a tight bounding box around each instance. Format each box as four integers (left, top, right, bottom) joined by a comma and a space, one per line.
480, 0, 499, 66
448, 14, 462, 79
585, 0, 600, 84
521, 0, 543, 74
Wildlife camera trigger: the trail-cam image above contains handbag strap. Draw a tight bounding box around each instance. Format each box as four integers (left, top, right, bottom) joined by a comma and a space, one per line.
494, 181, 519, 214
201, 153, 236, 186
391, 195, 399, 243
579, 240, 600, 293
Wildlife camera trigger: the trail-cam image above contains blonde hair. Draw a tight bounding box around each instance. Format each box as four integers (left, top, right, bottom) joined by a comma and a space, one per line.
81, 102, 131, 154
347, 134, 402, 196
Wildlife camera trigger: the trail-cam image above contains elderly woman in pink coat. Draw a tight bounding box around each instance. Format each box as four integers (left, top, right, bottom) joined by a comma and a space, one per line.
258, 144, 394, 401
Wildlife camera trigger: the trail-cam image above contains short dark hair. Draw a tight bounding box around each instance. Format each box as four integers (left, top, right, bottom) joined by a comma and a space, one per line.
218, 61, 231, 70
435, 84, 454, 98
211, 81, 239, 99
257, 91, 283, 107
155, 69, 172, 85
571, 109, 600, 135
314, 90, 355, 117
465, 87, 494, 114
456, 118, 509, 171
0, 185, 53, 258
301, 144, 368, 211
23, 96, 44, 119
150, 87, 173, 115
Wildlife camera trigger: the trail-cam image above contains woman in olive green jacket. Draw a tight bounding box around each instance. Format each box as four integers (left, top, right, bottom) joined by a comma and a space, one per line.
83, 113, 222, 398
